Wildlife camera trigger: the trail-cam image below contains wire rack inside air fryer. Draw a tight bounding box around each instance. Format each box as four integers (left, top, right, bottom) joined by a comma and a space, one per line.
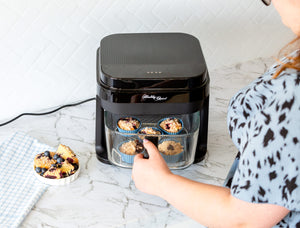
104, 111, 200, 135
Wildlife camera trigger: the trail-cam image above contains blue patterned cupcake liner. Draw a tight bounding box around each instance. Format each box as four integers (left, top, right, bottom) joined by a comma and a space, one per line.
119, 153, 136, 164
117, 139, 144, 164
161, 152, 184, 163
116, 117, 141, 136
157, 117, 184, 135
158, 139, 184, 163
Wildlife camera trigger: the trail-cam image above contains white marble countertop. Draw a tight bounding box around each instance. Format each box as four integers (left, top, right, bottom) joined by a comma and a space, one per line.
0, 57, 274, 228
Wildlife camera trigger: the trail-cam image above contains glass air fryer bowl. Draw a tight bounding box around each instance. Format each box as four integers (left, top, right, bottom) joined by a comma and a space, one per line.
104, 111, 200, 169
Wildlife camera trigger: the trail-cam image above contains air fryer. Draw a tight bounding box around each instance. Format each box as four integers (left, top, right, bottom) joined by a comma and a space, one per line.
96, 33, 209, 169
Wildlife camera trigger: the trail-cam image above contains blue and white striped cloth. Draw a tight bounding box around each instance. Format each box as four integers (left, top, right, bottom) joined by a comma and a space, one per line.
0, 132, 53, 228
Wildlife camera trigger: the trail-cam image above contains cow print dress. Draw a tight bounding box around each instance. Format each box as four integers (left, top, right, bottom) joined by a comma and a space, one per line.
227, 50, 300, 227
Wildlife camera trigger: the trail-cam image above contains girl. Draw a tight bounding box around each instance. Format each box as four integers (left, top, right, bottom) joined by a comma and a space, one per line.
132, 0, 300, 227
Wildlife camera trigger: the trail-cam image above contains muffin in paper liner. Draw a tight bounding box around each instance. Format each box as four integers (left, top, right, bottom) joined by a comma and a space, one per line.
158, 117, 184, 135
116, 117, 141, 135
117, 139, 144, 164
33, 144, 80, 185
158, 139, 184, 163
138, 127, 162, 135
138, 127, 163, 141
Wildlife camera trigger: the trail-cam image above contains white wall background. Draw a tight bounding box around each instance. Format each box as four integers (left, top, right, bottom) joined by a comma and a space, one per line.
0, 0, 294, 121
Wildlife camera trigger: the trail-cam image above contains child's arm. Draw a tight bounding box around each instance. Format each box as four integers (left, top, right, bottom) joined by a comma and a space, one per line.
132, 140, 289, 228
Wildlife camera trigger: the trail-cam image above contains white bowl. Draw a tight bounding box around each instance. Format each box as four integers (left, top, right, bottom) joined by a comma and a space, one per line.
33, 162, 80, 186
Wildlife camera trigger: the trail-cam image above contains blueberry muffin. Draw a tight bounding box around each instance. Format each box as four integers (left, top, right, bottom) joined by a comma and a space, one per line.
34, 144, 79, 179
43, 167, 63, 179
139, 127, 162, 135
138, 127, 162, 141
158, 117, 183, 134
158, 140, 183, 155
158, 140, 184, 163
56, 144, 79, 164
34, 151, 56, 169
119, 139, 144, 155
117, 117, 141, 133
118, 139, 144, 164
60, 160, 77, 176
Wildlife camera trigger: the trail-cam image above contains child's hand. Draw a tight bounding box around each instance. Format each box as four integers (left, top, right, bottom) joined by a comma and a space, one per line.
132, 139, 172, 196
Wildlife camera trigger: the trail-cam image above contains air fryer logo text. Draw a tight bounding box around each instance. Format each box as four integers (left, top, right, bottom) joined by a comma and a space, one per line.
142, 94, 168, 101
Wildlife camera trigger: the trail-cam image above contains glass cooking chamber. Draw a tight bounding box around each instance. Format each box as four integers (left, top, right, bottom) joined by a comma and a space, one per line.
104, 111, 200, 169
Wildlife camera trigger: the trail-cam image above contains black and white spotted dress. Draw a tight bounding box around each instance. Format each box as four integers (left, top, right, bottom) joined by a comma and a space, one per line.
227, 50, 300, 227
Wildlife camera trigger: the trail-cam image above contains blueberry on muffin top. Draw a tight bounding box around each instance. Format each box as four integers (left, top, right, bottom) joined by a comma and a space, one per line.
158, 140, 183, 155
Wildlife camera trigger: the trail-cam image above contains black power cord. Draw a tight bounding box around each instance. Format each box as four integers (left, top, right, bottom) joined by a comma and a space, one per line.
0, 97, 96, 127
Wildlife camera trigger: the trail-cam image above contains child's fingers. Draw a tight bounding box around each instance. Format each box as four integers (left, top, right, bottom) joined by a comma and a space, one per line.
143, 139, 161, 159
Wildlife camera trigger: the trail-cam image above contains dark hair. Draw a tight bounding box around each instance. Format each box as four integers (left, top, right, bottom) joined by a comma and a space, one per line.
273, 36, 300, 78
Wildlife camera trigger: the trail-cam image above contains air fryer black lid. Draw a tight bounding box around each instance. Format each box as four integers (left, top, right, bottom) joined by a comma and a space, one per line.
98, 33, 208, 90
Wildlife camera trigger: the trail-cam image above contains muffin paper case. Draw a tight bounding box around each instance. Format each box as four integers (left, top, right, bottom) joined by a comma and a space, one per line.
158, 117, 184, 135
158, 139, 184, 163
118, 152, 135, 164
116, 117, 141, 135
162, 151, 183, 163
117, 139, 144, 164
